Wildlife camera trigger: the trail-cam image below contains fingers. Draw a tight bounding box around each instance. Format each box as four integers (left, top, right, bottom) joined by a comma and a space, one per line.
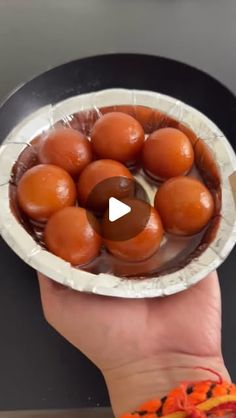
37, 272, 114, 357
192, 270, 221, 306
37, 272, 104, 326
179, 270, 219, 300
38, 272, 67, 295
196, 270, 219, 289
37, 273, 54, 324
37, 272, 69, 325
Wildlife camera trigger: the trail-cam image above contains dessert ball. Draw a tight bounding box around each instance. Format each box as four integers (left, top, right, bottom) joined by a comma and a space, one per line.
39, 127, 92, 177
77, 159, 134, 212
44, 207, 101, 265
142, 127, 194, 180
91, 112, 145, 163
17, 164, 76, 221
102, 199, 164, 262
154, 176, 214, 236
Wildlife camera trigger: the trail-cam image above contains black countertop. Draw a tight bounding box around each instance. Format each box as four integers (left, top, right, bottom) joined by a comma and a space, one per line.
0, 0, 236, 412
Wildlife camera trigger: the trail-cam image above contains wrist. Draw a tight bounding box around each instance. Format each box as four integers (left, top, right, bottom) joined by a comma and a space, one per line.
103, 353, 230, 418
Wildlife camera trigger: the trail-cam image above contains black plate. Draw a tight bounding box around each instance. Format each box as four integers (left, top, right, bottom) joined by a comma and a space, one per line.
0, 54, 236, 411
0, 53, 236, 148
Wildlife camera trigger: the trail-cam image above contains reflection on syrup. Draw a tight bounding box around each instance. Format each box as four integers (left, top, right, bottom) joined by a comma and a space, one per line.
9, 104, 222, 279
82, 231, 205, 278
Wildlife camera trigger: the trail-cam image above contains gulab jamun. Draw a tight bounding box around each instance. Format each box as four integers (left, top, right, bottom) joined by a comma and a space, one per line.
142, 127, 194, 180
77, 159, 134, 212
91, 112, 145, 163
154, 176, 214, 236
39, 127, 93, 177
17, 164, 76, 221
44, 206, 101, 265
102, 199, 164, 262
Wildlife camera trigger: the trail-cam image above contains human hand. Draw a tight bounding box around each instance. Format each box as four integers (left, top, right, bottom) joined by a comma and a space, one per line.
38, 272, 229, 417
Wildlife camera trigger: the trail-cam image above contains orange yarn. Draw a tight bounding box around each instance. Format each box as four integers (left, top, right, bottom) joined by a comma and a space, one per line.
162, 388, 185, 415
137, 399, 162, 413
120, 369, 236, 418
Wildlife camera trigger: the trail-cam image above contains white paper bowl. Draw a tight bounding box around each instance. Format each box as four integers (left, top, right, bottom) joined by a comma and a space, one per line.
0, 88, 236, 298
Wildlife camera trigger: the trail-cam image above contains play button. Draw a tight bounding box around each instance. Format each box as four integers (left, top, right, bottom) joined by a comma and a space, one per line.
86, 176, 152, 241
109, 197, 131, 222
102, 198, 152, 241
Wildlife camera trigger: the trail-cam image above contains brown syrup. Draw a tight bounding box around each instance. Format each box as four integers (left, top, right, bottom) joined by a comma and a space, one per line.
9, 105, 221, 278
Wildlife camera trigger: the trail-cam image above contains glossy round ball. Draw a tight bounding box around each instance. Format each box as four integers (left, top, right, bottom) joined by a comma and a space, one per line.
17, 164, 76, 221
154, 176, 214, 236
103, 199, 164, 262
44, 207, 101, 265
77, 159, 134, 212
39, 127, 92, 177
142, 127, 194, 180
91, 112, 145, 163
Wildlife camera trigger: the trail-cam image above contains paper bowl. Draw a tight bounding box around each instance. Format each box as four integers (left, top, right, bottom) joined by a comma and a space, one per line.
0, 88, 236, 298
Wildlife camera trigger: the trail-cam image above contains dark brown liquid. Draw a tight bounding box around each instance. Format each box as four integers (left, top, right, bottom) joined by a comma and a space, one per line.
10, 105, 221, 278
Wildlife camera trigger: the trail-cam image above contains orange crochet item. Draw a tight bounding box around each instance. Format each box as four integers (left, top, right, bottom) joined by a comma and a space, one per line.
120, 369, 236, 418
137, 399, 162, 413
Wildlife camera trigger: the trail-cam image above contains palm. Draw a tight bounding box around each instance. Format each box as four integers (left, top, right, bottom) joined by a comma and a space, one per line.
38, 272, 221, 371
